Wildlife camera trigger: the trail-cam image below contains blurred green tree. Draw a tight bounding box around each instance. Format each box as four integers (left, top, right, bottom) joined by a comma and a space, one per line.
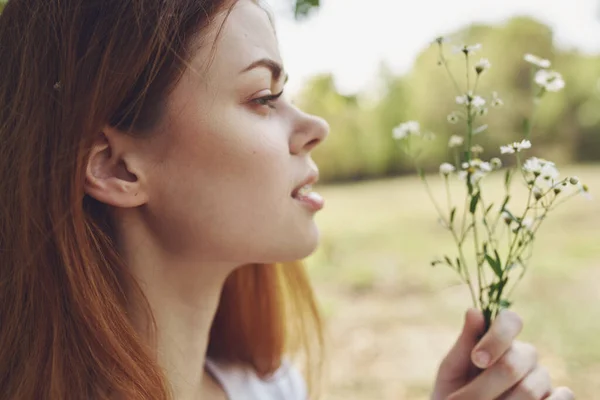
296, 16, 600, 183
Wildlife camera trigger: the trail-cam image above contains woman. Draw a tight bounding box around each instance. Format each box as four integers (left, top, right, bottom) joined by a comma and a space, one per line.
0, 0, 574, 399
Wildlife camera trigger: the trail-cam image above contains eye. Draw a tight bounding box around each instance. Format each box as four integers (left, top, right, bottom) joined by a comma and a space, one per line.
252, 90, 284, 110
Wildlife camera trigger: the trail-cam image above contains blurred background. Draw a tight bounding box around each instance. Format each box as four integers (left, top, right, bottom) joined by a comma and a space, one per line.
277, 0, 600, 398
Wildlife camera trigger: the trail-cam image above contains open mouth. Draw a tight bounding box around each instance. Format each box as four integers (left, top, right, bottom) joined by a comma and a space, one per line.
292, 184, 313, 199
291, 183, 324, 211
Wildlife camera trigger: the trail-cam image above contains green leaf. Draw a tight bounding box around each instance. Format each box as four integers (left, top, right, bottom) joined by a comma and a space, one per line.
494, 250, 502, 266
488, 282, 500, 298
500, 195, 511, 213
469, 192, 481, 214
467, 175, 474, 195
485, 203, 494, 216
499, 299, 512, 309
485, 253, 503, 278
456, 257, 462, 273
450, 207, 457, 225
294, 0, 320, 19
502, 208, 517, 222
444, 256, 453, 267
504, 169, 513, 191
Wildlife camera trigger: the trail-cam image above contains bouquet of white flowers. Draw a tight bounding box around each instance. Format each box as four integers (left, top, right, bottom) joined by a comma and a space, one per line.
393, 38, 591, 331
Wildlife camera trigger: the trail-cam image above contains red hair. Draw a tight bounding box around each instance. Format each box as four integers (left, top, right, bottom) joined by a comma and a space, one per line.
0, 0, 322, 398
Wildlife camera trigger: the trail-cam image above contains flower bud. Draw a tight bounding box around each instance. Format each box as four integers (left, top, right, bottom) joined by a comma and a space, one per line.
501, 211, 512, 225
569, 176, 579, 185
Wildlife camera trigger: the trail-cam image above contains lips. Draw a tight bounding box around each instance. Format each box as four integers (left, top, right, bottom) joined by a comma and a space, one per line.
291, 173, 319, 198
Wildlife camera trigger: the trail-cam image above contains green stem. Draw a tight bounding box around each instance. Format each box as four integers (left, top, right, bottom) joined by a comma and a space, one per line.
437, 46, 463, 96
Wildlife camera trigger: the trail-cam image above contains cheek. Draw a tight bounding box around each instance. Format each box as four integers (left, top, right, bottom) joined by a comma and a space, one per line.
148, 109, 294, 254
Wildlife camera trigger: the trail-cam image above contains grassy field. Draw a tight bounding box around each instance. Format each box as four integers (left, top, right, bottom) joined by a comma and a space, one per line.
306, 164, 600, 400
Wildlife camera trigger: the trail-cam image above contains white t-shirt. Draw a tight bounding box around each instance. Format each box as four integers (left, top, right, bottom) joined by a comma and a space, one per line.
204, 358, 307, 400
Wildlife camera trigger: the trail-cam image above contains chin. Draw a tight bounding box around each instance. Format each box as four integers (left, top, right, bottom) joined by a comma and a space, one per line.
262, 223, 321, 264
292, 221, 321, 259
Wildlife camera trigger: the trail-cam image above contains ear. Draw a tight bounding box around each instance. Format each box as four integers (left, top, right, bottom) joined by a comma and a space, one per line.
84, 129, 149, 208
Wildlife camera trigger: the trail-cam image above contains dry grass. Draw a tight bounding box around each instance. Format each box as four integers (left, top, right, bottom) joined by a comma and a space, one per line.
306, 164, 600, 399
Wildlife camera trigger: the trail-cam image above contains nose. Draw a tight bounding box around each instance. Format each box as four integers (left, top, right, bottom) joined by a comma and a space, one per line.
289, 110, 330, 155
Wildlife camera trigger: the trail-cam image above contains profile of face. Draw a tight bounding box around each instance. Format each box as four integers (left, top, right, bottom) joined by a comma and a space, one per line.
87, 0, 329, 267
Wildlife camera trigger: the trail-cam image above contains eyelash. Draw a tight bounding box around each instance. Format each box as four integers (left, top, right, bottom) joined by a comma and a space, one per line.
253, 90, 284, 109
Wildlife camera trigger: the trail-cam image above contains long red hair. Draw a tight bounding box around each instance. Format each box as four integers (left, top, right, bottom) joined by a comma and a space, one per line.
0, 0, 323, 398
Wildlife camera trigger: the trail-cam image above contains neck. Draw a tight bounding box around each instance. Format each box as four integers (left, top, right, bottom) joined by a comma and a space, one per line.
120, 221, 236, 399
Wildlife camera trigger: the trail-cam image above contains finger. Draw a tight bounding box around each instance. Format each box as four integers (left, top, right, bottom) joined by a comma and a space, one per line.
545, 387, 575, 400
498, 366, 551, 400
450, 341, 537, 400
472, 310, 523, 369
437, 308, 485, 382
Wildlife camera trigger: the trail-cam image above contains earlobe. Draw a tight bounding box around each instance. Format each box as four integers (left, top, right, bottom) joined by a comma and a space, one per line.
84, 133, 149, 208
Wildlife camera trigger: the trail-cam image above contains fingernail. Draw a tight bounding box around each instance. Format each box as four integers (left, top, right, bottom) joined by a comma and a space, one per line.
473, 351, 490, 368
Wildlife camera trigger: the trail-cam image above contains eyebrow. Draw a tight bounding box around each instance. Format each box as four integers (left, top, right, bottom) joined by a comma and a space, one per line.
240, 58, 288, 83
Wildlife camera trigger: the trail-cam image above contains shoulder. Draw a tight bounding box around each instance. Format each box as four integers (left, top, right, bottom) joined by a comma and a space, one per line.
205, 358, 307, 400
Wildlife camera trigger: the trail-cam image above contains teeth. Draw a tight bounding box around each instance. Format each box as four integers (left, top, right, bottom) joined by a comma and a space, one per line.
297, 184, 312, 196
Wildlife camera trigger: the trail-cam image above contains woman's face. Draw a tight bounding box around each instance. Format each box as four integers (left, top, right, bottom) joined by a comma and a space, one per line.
131, 0, 329, 265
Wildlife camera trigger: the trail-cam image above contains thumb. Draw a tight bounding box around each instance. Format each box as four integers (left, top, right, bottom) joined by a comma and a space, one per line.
437, 308, 485, 382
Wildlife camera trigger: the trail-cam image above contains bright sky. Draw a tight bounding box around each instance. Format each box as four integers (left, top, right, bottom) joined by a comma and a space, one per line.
268, 0, 600, 95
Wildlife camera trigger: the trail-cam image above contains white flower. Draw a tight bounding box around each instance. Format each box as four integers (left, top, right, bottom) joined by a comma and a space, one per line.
490, 157, 502, 169
459, 170, 486, 185
516, 139, 532, 151
577, 182, 592, 200
447, 113, 460, 124
471, 96, 486, 109
524, 53, 551, 69
532, 186, 543, 200
500, 145, 515, 154
471, 144, 484, 155
475, 58, 491, 74
454, 43, 482, 55
491, 91, 504, 107
456, 93, 486, 109
459, 159, 491, 185
423, 132, 437, 141
523, 157, 544, 175
439, 163, 456, 176
456, 95, 468, 105
535, 70, 565, 92
523, 157, 559, 184
500, 139, 532, 154
393, 121, 421, 140
478, 161, 492, 172
521, 217, 534, 231
448, 135, 464, 148
540, 162, 559, 181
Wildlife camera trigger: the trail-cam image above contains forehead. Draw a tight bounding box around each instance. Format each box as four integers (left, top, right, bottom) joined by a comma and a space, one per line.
200, 0, 281, 76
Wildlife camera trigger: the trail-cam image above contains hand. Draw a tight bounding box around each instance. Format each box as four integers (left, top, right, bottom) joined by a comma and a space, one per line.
431, 309, 574, 400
